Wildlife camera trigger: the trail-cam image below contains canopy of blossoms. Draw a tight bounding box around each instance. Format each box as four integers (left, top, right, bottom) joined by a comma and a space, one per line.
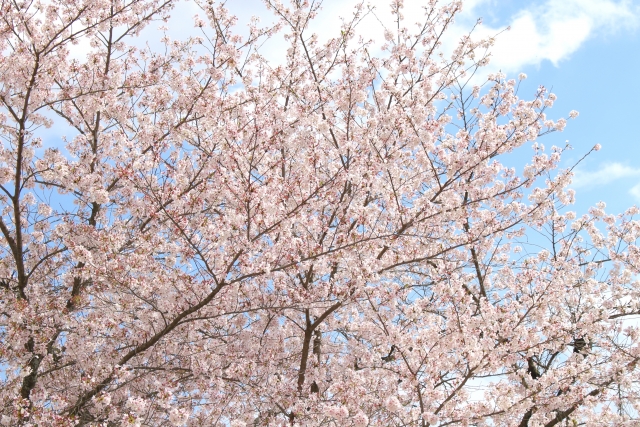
0, 0, 638, 426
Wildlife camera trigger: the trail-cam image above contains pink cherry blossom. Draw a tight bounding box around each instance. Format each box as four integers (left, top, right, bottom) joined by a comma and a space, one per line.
384, 396, 403, 413
0, 0, 637, 426
353, 411, 370, 427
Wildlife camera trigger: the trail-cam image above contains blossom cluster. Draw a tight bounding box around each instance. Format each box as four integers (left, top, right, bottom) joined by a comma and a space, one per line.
0, 0, 638, 426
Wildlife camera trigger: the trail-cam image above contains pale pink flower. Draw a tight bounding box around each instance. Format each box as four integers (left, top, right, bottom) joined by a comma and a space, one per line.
169, 409, 189, 426
385, 396, 403, 412
353, 411, 369, 427
554, 118, 567, 131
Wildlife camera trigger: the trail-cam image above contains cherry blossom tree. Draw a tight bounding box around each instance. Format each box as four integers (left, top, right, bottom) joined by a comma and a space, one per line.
1, 0, 639, 425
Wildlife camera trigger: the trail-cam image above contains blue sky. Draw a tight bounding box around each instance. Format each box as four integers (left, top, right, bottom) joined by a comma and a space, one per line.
458, 0, 640, 216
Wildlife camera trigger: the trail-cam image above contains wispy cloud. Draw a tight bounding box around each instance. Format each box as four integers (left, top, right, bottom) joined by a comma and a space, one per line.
572, 162, 640, 189
464, 0, 640, 74
629, 183, 640, 201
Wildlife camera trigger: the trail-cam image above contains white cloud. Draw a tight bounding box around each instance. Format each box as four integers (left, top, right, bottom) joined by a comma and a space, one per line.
463, 0, 640, 75
572, 162, 640, 189
629, 182, 640, 201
